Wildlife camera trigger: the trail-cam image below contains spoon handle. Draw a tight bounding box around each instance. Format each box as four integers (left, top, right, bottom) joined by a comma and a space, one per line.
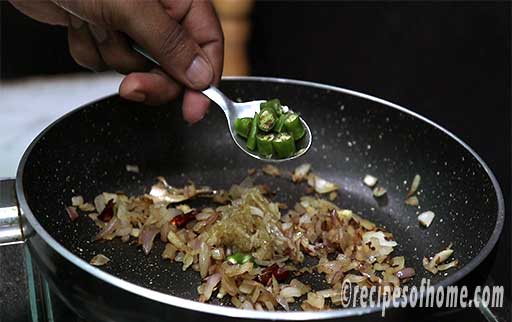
200, 87, 231, 115
131, 43, 158, 65
130, 43, 229, 112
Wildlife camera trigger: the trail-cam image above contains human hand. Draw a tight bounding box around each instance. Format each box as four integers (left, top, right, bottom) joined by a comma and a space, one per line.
9, 0, 224, 123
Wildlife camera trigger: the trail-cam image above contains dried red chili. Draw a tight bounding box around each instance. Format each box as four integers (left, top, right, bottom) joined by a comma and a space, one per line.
98, 199, 115, 222
255, 264, 289, 285
170, 209, 199, 229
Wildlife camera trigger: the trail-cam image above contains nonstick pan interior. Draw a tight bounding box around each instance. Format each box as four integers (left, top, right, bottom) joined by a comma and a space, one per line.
19, 78, 503, 308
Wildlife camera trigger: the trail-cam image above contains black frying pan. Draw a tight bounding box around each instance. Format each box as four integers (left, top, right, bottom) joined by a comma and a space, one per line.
3, 77, 504, 321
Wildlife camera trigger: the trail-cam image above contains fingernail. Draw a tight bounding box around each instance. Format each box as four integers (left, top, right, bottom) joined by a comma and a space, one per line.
124, 90, 146, 102
184, 110, 206, 125
186, 56, 213, 87
69, 15, 84, 29
89, 25, 108, 44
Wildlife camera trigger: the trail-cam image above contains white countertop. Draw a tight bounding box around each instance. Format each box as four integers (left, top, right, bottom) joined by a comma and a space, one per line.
0, 72, 123, 177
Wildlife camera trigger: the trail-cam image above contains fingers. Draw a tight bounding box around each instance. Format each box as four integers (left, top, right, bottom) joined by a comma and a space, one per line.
121, 1, 214, 90
182, 89, 211, 123
119, 68, 183, 106
120, 69, 209, 124
67, 15, 106, 71
161, 0, 224, 121
9, 0, 69, 26
120, 69, 210, 124
54, 0, 224, 123
58, 0, 213, 88
88, 25, 151, 75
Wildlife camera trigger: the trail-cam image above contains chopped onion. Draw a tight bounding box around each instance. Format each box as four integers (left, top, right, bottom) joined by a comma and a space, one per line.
372, 186, 387, 198
438, 259, 459, 271
362, 231, 398, 247
405, 196, 419, 206
74, 174, 415, 312
276, 295, 290, 311
337, 209, 353, 220
373, 263, 390, 271
317, 288, 338, 298
95, 217, 119, 240
390, 256, 405, 271
238, 280, 256, 294
130, 228, 140, 238
241, 300, 255, 310
363, 174, 378, 187
418, 211, 435, 228
344, 274, 367, 284
280, 286, 302, 298
203, 273, 221, 301
290, 279, 311, 294
224, 262, 253, 277
78, 202, 95, 211
162, 243, 177, 260
262, 164, 280, 177
292, 163, 311, 183
71, 196, 84, 207
250, 206, 264, 217
423, 257, 437, 274
407, 174, 421, 197
307, 175, 339, 194
139, 226, 159, 255
423, 244, 455, 274
221, 275, 238, 296
125, 164, 140, 173
211, 247, 224, 260
433, 248, 454, 264
65, 206, 79, 221
94, 194, 106, 213
305, 292, 325, 309
212, 190, 230, 204
396, 267, 416, 279
167, 230, 188, 251
199, 241, 211, 278
90, 254, 110, 266
195, 211, 211, 221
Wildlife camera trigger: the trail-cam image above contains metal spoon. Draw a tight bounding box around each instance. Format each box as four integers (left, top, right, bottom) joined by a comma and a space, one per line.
131, 45, 312, 162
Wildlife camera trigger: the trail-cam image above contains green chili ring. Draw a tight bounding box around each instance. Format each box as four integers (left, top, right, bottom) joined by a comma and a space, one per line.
258, 109, 276, 132
284, 113, 305, 140
256, 133, 274, 157
272, 132, 296, 158
234, 117, 253, 138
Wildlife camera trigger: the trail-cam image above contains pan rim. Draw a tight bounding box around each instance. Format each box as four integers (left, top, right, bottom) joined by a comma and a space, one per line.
16, 76, 505, 319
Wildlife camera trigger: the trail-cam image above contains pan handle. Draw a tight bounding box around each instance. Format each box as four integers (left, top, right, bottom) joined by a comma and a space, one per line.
0, 179, 24, 246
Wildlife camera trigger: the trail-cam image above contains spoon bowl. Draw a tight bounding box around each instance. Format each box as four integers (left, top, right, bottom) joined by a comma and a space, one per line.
202, 86, 312, 162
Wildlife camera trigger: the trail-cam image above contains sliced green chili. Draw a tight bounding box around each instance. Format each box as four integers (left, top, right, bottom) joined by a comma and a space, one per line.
234, 117, 253, 138
284, 113, 305, 140
235, 99, 304, 159
261, 98, 283, 116
246, 112, 259, 151
256, 133, 274, 157
227, 252, 253, 265
272, 132, 296, 158
258, 109, 276, 132
274, 113, 287, 133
